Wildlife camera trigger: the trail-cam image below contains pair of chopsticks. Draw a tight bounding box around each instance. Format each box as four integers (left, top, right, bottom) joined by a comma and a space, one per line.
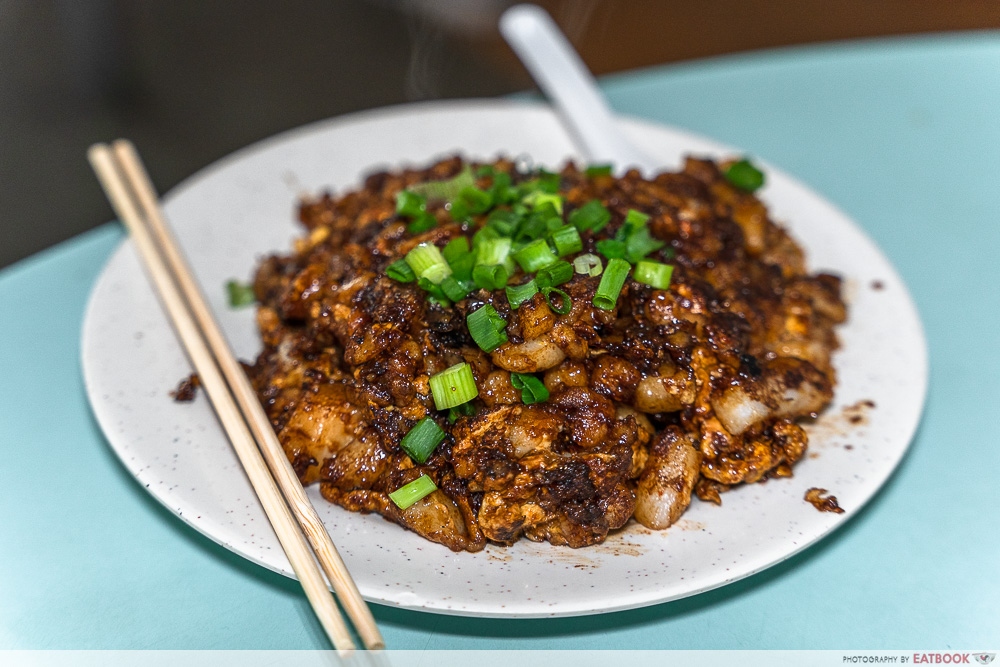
88, 140, 384, 654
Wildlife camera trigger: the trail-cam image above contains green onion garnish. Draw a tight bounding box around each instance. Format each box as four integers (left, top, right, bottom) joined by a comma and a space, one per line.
417, 277, 452, 307
407, 213, 438, 234
723, 158, 765, 192
514, 213, 547, 243
467, 304, 509, 352
407, 165, 475, 200
491, 172, 517, 204
585, 164, 613, 177
441, 276, 472, 301
596, 239, 626, 260
593, 258, 631, 311
450, 186, 493, 221
473, 225, 502, 250
406, 242, 451, 285
535, 260, 573, 289
443, 237, 470, 264
443, 237, 474, 281
616, 209, 650, 241
389, 475, 438, 510
569, 200, 611, 232
399, 417, 447, 464
472, 264, 509, 290
633, 260, 674, 290
396, 190, 427, 218
487, 208, 521, 236
448, 401, 477, 423
537, 169, 560, 193
625, 208, 650, 226
573, 254, 603, 277
225, 280, 256, 308
545, 216, 564, 233
625, 226, 666, 263
550, 225, 583, 256
542, 287, 572, 315
511, 372, 550, 404
522, 191, 564, 215
476, 237, 512, 267
428, 362, 479, 410
513, 238, 558, 273
505, 279, 538, 309
386, 259, 416, 283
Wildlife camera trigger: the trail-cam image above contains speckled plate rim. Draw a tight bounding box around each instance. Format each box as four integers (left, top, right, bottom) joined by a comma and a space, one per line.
81, 99, 928, 618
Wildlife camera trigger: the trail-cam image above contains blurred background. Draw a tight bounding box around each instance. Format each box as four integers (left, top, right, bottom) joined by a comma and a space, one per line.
2, 0, 998, 269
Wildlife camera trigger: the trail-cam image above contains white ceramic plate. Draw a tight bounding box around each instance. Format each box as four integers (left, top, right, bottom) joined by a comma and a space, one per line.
81, 99, 927, 618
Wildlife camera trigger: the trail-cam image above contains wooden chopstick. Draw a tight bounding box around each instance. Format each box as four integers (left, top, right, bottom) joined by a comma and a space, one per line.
108, 139, 384, 651
88, 141, 384, 653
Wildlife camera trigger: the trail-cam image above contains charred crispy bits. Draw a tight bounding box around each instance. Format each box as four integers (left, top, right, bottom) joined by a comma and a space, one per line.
247, 155, 846, 551
804, 487, 846, 514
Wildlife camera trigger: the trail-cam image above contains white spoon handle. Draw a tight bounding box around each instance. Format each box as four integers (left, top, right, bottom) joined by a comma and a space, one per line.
499, 4, 659, 173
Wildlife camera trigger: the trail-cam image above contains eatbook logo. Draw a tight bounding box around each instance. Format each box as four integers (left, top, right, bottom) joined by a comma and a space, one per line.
974, 655, 995, 665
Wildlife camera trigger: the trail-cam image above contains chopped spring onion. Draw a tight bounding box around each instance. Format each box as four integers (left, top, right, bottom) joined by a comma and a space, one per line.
616, 209, 650, 241
448, 401, 477, 423
399, 417, 447, 464
569, 200, 611, 232
487, 208, 521, 236
417, 277, 452, 308
473, 225, 502, 249
585, 164, 613, 177
386, 259, 416, 283
593, 258, 632, 311
510, 372, 550, 405
405, 242, 451, 285
633, 260, 674, 290
443, 237, 474, 281
447, 255, 474, 283
440, 276, 472, 302
625, 226, 666, 263
535, 260, 573, 289
466, 304, 509, 352
522, 190, 564, 215
550, 225, 583, 256
537, 169, 560, 193
407, 165, 475, 200
225, 280, 256, 308
472, 264, 509, 291
389, 475, 438, 510
513, 238, 558, 273
395, 190, 427, 218
573, 254, 603, 277
407, 213, 438, 234
449, 186, 493, 220
723, 158, 765, 192
595, 239, 626, 260
442, 237, 470, 264
505, 279, 538, 310
489, 171, 516, 204
428, 362, 479, 410
476, 237, 512, 267
513, 213, 547, 243
545, 216, 564, 233
542, 287, 572, 315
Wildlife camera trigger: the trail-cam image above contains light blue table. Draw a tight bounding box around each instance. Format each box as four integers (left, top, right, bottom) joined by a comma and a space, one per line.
2, 34, 998, 650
